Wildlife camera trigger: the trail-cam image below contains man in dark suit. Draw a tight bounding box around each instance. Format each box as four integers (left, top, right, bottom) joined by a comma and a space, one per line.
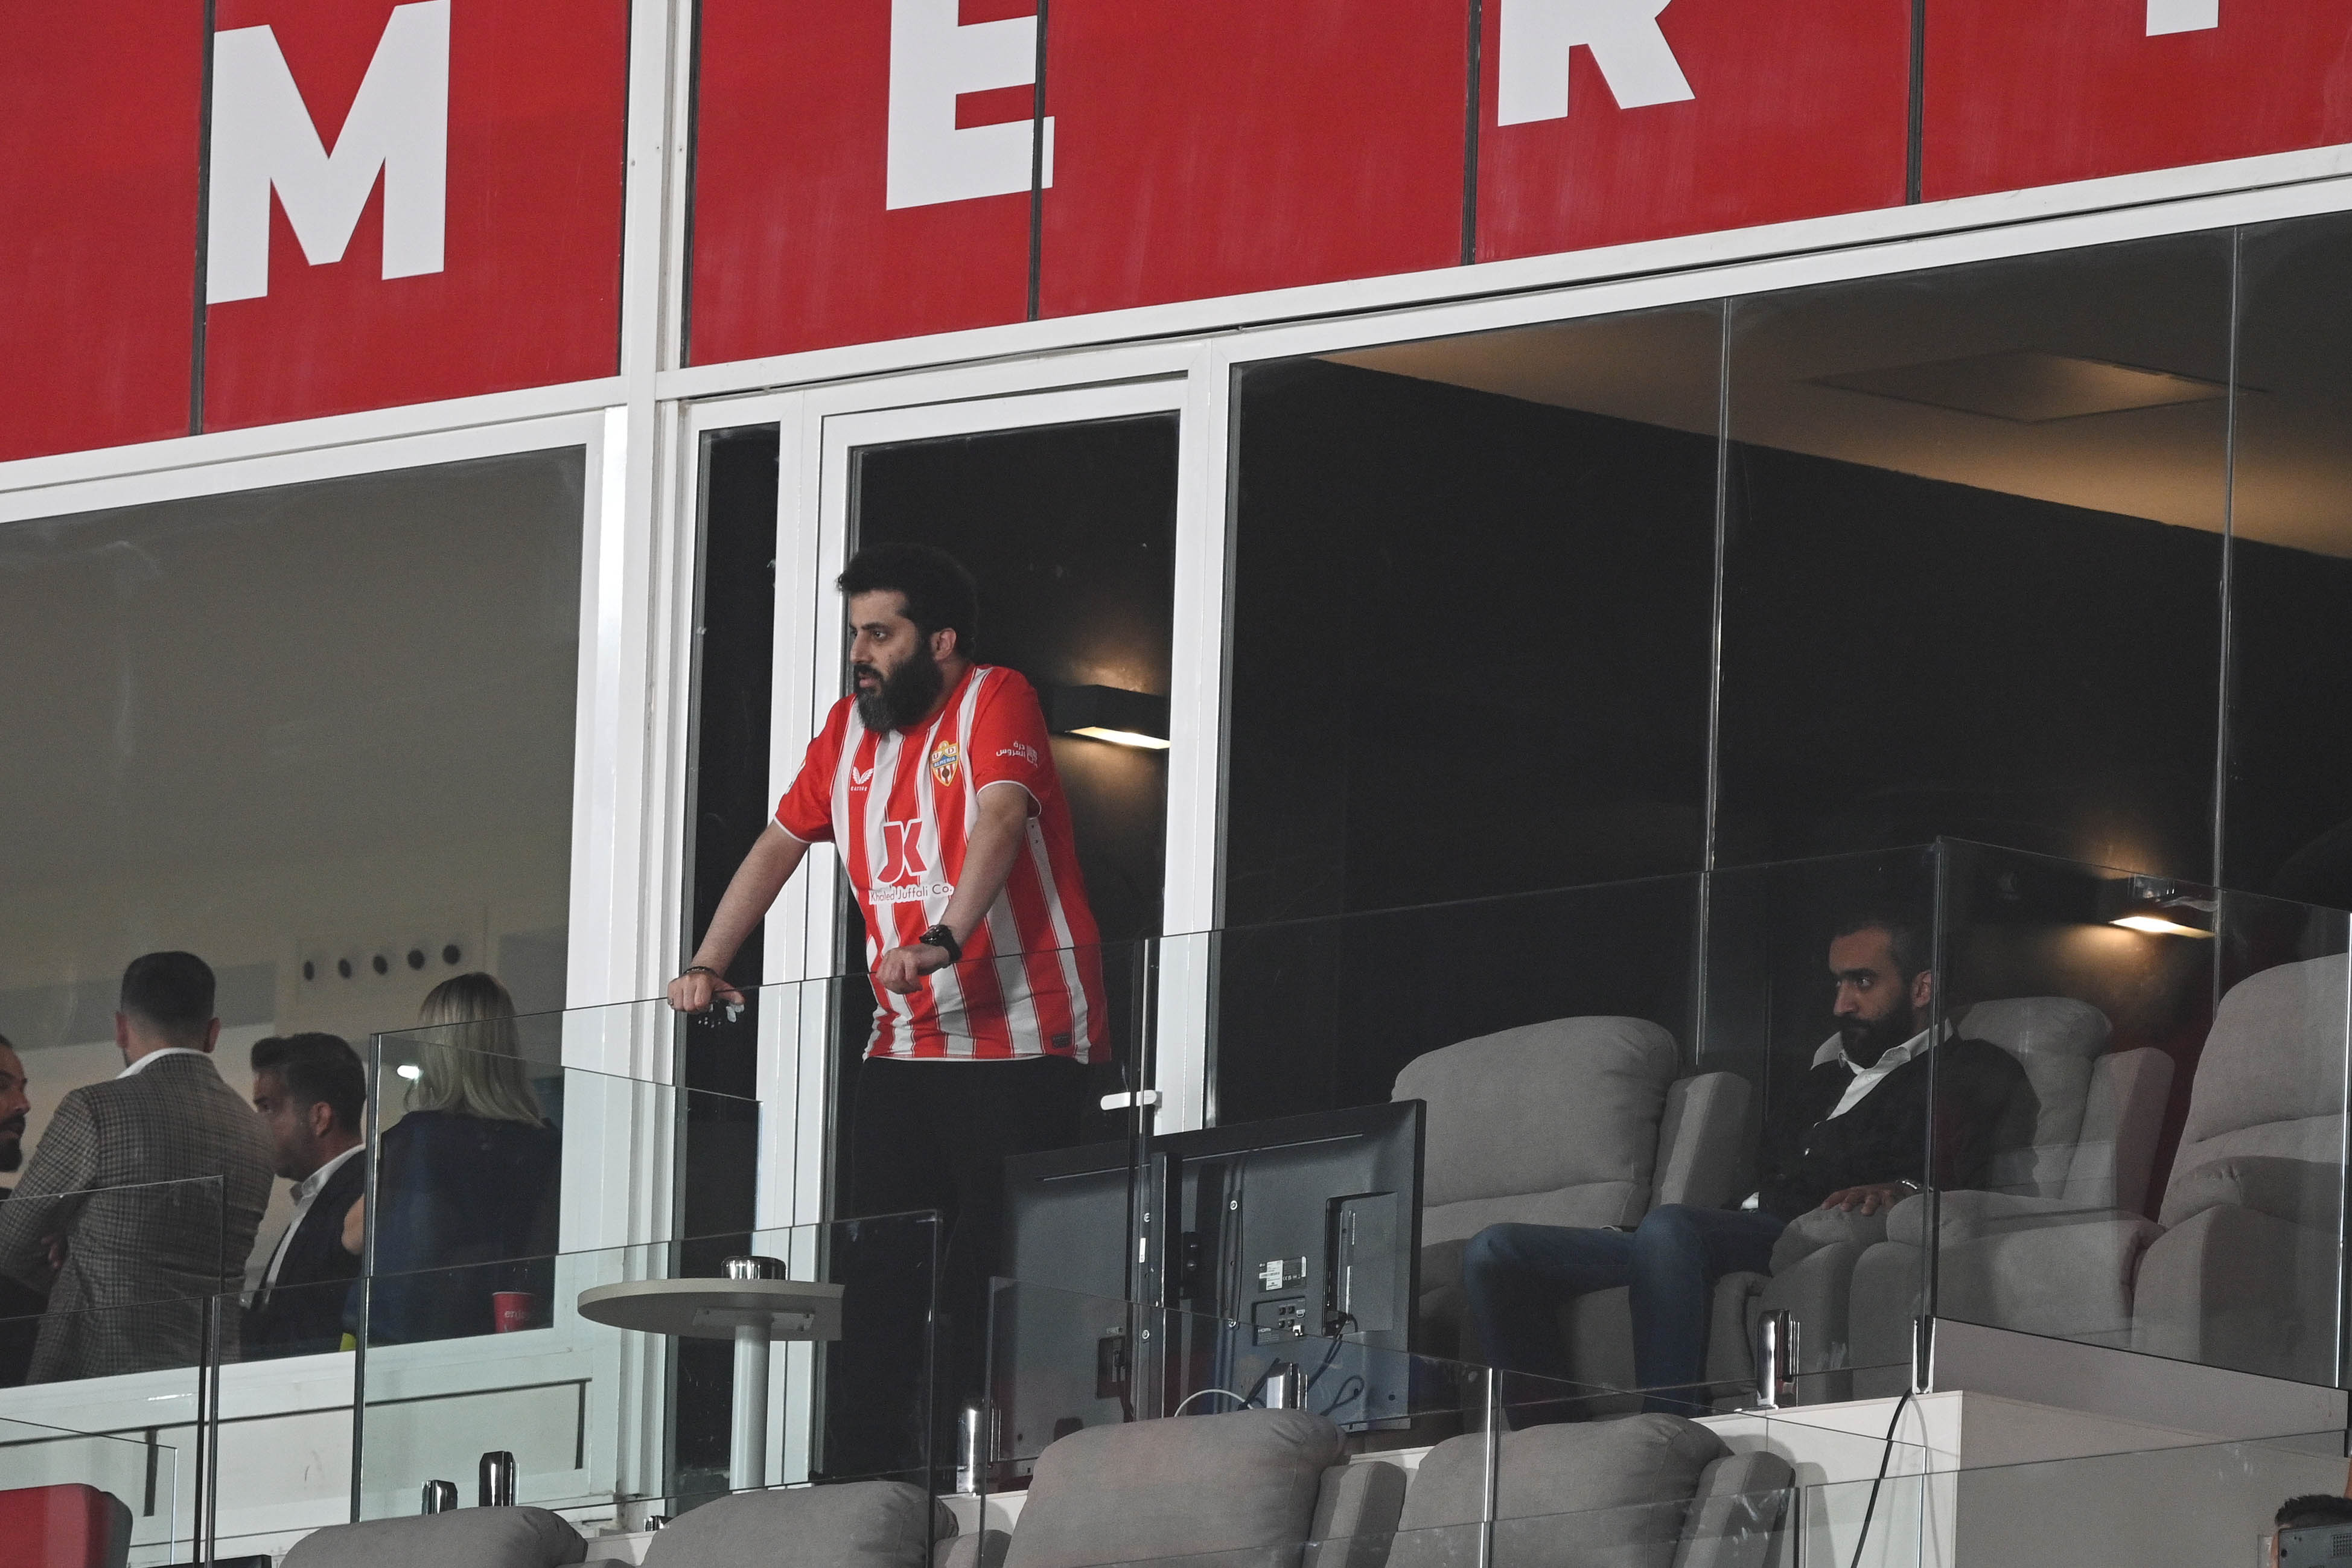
0, 1035, 45, 1385
243, 1034, 367, 1359
1464, 907, 2035, 1417
0, 953, 274, 1381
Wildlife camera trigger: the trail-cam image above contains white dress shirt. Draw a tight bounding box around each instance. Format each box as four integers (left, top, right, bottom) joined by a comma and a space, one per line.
1824, 1023, 1943, 1119
116, 1046, 208, 1079
260, 1143, 363, 1295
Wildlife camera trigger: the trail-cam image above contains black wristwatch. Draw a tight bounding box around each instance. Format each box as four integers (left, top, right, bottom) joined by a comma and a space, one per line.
919, 924, 962, 964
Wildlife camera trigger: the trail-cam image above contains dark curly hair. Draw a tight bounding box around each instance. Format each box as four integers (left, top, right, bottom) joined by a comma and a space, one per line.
838, 543, 979, 657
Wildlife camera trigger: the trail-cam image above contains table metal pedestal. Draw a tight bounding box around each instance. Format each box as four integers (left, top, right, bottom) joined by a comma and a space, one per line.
578, 1271, 844, 1491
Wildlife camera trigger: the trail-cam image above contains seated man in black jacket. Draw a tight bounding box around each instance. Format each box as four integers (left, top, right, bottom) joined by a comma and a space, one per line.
243, 1034, 367, 1359
1463, 907, 2033, 1417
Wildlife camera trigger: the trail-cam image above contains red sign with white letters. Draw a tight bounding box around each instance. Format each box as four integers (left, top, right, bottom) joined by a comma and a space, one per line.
688, 0, 1035, 363
19, 0, 2352, 463
1035, 0, 1468, 318
199, 0, 628, 432
1923, 0, 2352, 200
1, 3, 205, 464
1474, 0, 1912, 261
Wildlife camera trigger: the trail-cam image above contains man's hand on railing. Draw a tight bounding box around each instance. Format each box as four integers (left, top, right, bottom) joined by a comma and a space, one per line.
667, 965, 744, 1015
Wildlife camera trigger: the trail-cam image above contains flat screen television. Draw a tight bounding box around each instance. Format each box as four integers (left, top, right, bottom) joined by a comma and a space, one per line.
1000, 1101, 1422, 1460
994, 1138, 1168, 1459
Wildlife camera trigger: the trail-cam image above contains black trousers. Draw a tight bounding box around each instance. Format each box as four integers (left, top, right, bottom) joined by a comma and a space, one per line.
826, 1054, 1086, 1480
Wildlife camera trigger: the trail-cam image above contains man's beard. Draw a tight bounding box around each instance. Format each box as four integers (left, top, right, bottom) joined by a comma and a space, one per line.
1839, 1001, 1918, 1068
854, 648, 945, 731
0, 1130, 22, 1174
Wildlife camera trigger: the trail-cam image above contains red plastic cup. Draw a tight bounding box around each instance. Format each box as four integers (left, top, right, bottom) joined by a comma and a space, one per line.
492, 1291, 538, 1333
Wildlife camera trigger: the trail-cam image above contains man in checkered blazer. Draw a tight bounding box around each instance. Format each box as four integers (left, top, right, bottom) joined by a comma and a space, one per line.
0, 953, 273, 1381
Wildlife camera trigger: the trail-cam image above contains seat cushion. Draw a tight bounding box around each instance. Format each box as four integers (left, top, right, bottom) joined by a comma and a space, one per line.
1390, 1415, 1726, 1568
1767, 1205, 1883, 1273
1400, 1017, 1679, 1248
2131, 1203, 2342, 1383
1004, 1409, 1343, 1568
1957, 998, 2110, 1196
1885, 1188, 2146, 1247
1931, 1221, 2153, 1346
2162, 954, 2349, 1225
2178, 954, 2350, 1149
2060, 1048, 2173, 1212
282, 1506, 585, 1568
640, 1480, 954, 1568
2162, 1155, 2342, 1231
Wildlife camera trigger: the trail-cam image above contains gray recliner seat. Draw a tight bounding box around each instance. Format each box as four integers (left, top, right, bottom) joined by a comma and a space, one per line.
942, 1406, 1404, 1568
2131, 952, 2348, 1384
286, 1484, 958, 1568
1395, 1017, 1753, 1369
640, 1480, 958, 1567
282, 1506, 588, 1568
1388, 1413, 1794, 1568
1440, 1002, 2152, 1409
1828, 998, 2173, 1398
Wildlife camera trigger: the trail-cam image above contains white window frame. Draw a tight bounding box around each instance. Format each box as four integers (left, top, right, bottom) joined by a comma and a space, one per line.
679, 360, 1221, 1485
2, 66, 2352, 1537
0, 405, 690, 1551
680, 346, 1223, 1229
668, 158, 2352, 1176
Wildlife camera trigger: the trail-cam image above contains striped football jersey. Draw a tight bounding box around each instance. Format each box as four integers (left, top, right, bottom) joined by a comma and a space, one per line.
777, 664, 1108, 1060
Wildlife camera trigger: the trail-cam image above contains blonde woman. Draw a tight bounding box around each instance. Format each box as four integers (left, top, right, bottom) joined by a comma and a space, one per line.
343, 973, 561, 1342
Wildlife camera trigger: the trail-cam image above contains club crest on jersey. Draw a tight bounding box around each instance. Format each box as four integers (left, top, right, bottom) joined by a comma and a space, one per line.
929, 739, 961, 786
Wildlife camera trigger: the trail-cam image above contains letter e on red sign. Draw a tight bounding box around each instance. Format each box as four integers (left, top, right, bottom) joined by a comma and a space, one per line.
689, 0, 1037, 362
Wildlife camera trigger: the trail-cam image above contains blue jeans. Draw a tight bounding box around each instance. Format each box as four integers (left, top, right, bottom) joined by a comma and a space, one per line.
1462, 1205, 1786, 1417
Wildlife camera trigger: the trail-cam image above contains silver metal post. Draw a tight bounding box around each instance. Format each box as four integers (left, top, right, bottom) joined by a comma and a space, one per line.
477, 1450, 515, 1508
723, 1257, 785, 1491
196, 1292, 221, 1564
1479, 1365, 1501, 1568
730, 1323, 771, 1491
954, 1403, 986, 1496
420, 1480, 457, 1514
1753, 1309, 1799, 1410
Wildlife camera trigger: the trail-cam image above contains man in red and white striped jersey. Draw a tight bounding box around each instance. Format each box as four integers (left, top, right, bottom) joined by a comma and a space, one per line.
668, 544, 1107, 1429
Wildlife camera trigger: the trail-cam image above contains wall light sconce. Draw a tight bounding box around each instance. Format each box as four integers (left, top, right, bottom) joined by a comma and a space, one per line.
2103, 875, 2217, 939
1044, 685, 1170, 750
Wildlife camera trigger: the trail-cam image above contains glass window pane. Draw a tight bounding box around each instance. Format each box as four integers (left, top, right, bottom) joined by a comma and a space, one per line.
0, 449, 583, 1293
1217, 306, 1723, 1125
1228, 305, 1724, 925
2227, 212, 2352, 910
1720, 235, 2232, 879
